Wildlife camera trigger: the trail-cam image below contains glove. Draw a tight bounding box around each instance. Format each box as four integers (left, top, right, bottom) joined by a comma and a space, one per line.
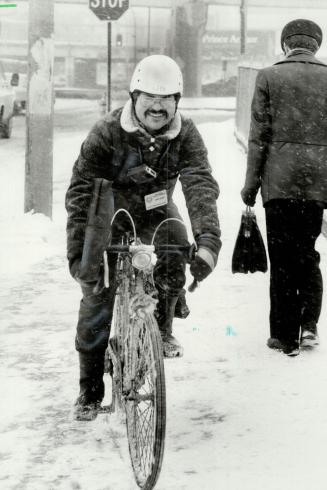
69, 257, 103, 292
190, 234, 219, 282
69, 257, 81, 280
190, 254, 213, 282
241, 187, 257, 207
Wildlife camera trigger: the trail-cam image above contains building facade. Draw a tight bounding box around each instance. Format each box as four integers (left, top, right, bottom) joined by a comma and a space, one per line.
0, 1, 326, 97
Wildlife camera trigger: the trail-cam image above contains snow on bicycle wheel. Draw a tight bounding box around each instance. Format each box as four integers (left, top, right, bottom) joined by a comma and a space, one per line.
124, 312, 166, 490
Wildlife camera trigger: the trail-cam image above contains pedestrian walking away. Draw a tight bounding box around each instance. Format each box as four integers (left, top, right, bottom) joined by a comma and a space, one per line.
65, 55, 221, 420
241, 19, 327, 357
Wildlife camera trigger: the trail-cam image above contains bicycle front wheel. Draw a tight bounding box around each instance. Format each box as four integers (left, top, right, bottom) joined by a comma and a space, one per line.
124, 312, 166, 490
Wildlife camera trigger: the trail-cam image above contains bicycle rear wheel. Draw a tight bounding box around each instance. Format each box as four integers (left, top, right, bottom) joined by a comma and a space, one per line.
124, 311, 166, 490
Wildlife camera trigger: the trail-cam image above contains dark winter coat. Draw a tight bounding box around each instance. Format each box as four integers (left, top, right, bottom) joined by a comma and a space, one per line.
244, 50, 327, 205
65, 101, 221, 270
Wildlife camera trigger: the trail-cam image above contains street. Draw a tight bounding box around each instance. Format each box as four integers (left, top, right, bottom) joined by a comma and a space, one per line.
8, 98, 234, 143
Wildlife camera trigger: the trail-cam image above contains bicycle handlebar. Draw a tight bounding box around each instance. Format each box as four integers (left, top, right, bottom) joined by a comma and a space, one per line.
106, 243, 199, 292
107, 244, 191, 255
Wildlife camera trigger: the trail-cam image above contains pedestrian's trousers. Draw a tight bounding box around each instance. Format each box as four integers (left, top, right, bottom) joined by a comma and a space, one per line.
265, 199, 323, 342
75, 204, 189, 354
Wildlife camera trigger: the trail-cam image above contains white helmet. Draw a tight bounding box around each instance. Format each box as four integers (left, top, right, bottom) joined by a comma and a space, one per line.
130, 55, 183, 96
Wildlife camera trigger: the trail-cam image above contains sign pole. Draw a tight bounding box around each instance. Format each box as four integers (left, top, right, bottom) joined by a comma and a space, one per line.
240, 0, 248, 55
89, 0, 129, 113
107, 21, 111, 112
147, 7, 151, 56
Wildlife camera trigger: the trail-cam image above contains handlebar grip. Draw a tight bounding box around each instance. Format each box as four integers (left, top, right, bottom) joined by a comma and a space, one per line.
188, 279, 198, 293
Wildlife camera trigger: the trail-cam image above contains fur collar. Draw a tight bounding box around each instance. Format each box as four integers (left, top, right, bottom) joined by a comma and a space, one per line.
275, 49, 327, 67
285, 48, 314, 58
120, 99, 181, 140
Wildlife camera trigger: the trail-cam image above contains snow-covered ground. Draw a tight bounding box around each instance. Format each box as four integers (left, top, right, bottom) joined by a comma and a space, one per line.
1, 106, 327, 490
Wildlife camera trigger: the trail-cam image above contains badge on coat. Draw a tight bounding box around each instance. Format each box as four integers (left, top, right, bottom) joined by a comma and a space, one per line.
144, 190, 168, 210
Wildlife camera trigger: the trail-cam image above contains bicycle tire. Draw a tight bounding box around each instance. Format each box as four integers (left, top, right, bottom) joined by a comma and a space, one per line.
124, 310, 166, 490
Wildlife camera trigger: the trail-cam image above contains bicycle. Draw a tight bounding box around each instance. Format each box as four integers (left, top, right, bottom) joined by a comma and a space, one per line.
98, 208, 197, 490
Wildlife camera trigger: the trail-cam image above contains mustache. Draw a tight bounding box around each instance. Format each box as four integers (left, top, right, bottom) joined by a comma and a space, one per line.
145, 109, 168, 118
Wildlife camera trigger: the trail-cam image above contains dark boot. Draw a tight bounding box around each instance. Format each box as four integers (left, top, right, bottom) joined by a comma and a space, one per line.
74, 352, 105, 421
155, 295, 183, 358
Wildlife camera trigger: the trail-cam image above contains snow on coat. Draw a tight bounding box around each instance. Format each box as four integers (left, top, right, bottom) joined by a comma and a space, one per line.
244, 50, 327, 205
65, 101, 221, 269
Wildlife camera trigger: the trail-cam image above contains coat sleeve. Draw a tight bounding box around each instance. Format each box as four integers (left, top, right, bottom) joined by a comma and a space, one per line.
65, 120, 113, 273
178, 119, 221, 256
244, 70, 272, 191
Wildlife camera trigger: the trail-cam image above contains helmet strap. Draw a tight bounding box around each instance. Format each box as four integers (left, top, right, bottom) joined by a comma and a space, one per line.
130, 90, 140, 106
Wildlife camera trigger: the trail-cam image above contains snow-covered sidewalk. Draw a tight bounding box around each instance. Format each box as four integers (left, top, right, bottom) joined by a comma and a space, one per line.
1, 117, 327, 490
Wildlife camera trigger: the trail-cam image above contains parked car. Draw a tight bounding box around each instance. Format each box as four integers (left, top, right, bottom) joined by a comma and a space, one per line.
202, 76, 238, 97
10, 72, 27, 115
0, 61, 15, 138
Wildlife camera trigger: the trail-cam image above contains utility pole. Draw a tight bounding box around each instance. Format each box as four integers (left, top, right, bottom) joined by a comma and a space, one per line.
147, 7, 151, 56
107, 22, 111, 112
171, 0, 207, 97
25, 0, 54, 218
240, 0, 247, 55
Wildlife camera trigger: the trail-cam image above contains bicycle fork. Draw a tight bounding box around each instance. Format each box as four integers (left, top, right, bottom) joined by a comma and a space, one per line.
99, 340, 122, 414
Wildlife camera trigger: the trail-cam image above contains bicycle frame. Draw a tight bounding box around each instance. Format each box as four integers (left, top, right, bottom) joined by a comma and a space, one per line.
101, 233, 159, 408
98, 209, 196, 489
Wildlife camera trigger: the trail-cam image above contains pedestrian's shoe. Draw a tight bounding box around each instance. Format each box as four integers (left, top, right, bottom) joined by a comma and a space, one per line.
300, 329, 319, 349
282, 342, 300, 357
160, 332, 184, 358
267, 337, 299, 357
267, 337, 285, 351
74, 394, 101, 421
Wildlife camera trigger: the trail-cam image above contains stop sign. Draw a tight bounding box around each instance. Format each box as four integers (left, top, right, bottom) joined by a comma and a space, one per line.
89, 0, 129, 21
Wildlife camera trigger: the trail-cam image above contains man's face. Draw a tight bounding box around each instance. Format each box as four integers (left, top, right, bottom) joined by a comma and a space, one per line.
134, 92, 177, 132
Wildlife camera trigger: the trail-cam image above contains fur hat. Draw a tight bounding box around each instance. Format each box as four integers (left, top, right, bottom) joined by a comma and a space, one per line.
281, 19, 322, 50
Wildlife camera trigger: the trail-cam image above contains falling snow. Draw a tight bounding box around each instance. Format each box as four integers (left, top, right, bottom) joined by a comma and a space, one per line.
1, 103, 327, 490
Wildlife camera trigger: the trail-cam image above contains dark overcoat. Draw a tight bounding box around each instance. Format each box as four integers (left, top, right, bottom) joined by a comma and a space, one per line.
244, 50, 327, 205
65, 103, 221, 271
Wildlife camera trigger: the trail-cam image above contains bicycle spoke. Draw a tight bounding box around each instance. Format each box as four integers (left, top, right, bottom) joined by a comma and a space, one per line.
137, 404, 154, 446
134, 402, 153, 447
124, 309, 166, 489
135, 405, 155, 473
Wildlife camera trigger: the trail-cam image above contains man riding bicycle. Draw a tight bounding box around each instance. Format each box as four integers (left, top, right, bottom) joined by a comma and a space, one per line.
65, 55, 221, 421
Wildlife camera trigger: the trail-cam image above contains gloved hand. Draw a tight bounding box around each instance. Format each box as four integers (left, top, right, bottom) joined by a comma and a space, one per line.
241, 187, 257, 207
69, 257, 103, 292
190, 234, 219, 282
69, 257, 81, 281
190, 254, 213, 282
